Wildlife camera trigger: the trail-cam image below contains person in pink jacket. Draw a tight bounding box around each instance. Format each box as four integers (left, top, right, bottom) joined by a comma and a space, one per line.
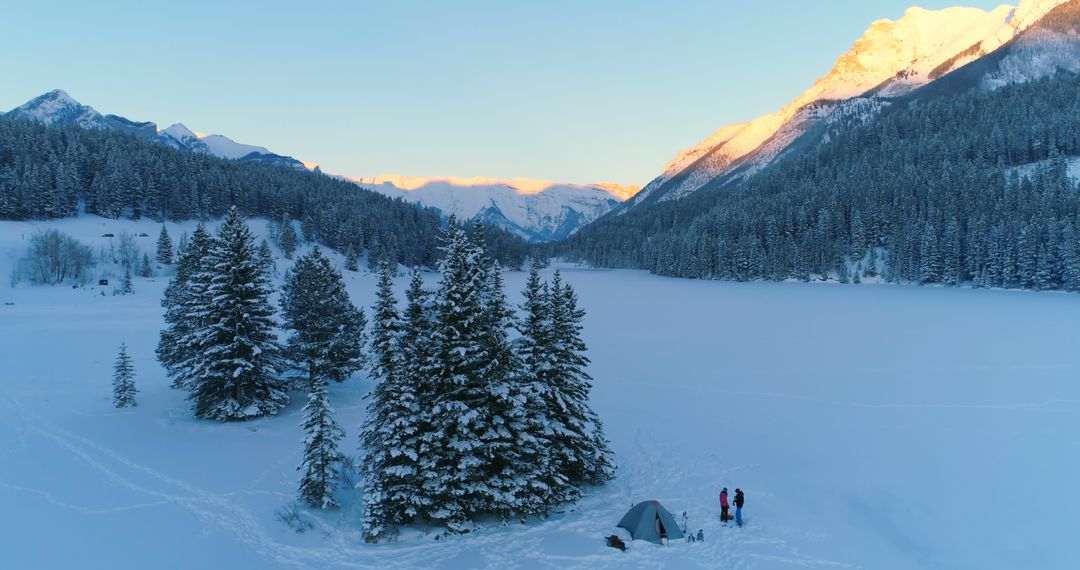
719, 488, 730, 524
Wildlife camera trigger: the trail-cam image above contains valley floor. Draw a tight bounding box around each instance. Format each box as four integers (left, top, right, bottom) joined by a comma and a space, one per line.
2, 217, 1079, 569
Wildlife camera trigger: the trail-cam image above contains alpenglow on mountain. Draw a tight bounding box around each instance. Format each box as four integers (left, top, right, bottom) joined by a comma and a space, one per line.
5, 90, 307, 169
559, 0, 1080, 287
351, 175, 640, 242
624, 0, 1068, 211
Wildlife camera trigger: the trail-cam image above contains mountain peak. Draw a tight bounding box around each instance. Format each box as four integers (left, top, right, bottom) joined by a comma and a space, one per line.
161, 123, 196, 139
40, 89, 77, 103
628, 0, 1068, 208
7, 89, 104, 128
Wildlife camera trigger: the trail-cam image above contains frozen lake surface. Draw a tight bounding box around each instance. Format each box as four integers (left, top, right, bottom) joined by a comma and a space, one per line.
2, 216, 1079, 569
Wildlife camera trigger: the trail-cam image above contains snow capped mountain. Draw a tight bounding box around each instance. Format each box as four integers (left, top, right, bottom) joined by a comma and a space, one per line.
5, 90, 305, 169
351, 174, 640, 242
154, 123, 302, 166
982, 0, 1080, 88
626, 0, 1069, 209
6, 89, 106, 129
157, 123, 210, 153
199, 134, 273, 160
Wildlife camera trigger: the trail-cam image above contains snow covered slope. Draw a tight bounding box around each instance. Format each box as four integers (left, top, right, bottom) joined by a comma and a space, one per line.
352, 174, 640, 242
2, 216, 1080, 568
626, 0, 1068, 209
4, 91, 306, 169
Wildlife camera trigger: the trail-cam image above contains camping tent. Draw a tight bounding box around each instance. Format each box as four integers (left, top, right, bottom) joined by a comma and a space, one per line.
617, 500, 684, 543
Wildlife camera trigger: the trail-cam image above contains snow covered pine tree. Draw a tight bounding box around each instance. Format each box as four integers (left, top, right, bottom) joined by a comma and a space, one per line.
156, 225, 173, 265
297, 369, 347, 509
360, 221, 614, 536
547, 271, 615, 485
360, 266, 439, 540
278, 214, 298, 259
190, 207, 287, 421
121, 265, 134, 295
157, 224, 214, 390
112, 342, 137, 408
280, 247, 366, 508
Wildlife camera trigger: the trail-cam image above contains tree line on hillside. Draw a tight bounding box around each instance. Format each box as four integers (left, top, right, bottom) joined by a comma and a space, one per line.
155, 209, 613, 534
0, 117, 528, 268
555, 72, 1080, 291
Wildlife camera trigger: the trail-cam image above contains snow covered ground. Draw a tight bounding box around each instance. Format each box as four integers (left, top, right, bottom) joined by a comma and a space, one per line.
2, 216, 1079, 569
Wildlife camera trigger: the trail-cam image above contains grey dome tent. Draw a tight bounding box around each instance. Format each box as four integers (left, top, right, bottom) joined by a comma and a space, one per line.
617, 500, 684, 543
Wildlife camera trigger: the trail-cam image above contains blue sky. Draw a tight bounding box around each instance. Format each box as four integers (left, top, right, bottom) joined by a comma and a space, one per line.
2, 0, 1004, 186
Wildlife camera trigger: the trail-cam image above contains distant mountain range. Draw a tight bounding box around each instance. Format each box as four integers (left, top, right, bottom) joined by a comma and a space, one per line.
4, 90, 638, 241
4, 90, 308, 170
622, 0, 1070, 212
350, 175, 638, 242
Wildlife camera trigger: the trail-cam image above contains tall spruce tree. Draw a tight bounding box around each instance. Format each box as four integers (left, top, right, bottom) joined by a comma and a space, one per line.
157, 224, 214, 390
360, 262, 417, 541
190, 207, 286, 421
547, 272, 615, 485
474, 260, 548, 516
258, 239, 275, 275
121, 265, 134, 295
367, 259, 401, 386
345, 247, 360, 272
156, 225, 173, 265
112, 342, 137, 408
297, 372, 346, 509
514, 259, 575, 504
279, 247, 367, 387
278, 214, 298, 260
423, 222, 491, 528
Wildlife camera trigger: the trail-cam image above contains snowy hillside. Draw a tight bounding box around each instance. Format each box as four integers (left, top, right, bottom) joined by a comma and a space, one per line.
3, 215, 1080, 568
4, 91, 306, 170
351, 174, 640, 242
626, 0, 1068, 208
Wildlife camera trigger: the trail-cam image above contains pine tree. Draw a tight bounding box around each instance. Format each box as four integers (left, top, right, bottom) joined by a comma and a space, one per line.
156, 225, 173, 265
368, 259, 401, 385
423, 222, 491, 528
473, 260, 546, 516
112, 342, 137, 408
278, 214, 298, 259
157, 224, 214, 390
345, 247, 360, 272
258, 239, 275, 274
121, 265, 134, 295
279, 247, 367, 386
547, 273, 615, 485
360, 264, 418, 541
190, 207, 287, 421
367, 237, 381, 272
516, 258, 552, 388
514, 258, 564, 504
297, 373, 345, 509
139, 252, 152, 278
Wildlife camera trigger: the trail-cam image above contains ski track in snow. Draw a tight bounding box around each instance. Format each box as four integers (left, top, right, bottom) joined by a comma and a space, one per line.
3, 392, 856, 570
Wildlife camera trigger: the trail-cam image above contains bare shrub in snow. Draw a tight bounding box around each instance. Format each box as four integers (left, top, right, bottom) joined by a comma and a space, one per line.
15, 229, 95, 285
